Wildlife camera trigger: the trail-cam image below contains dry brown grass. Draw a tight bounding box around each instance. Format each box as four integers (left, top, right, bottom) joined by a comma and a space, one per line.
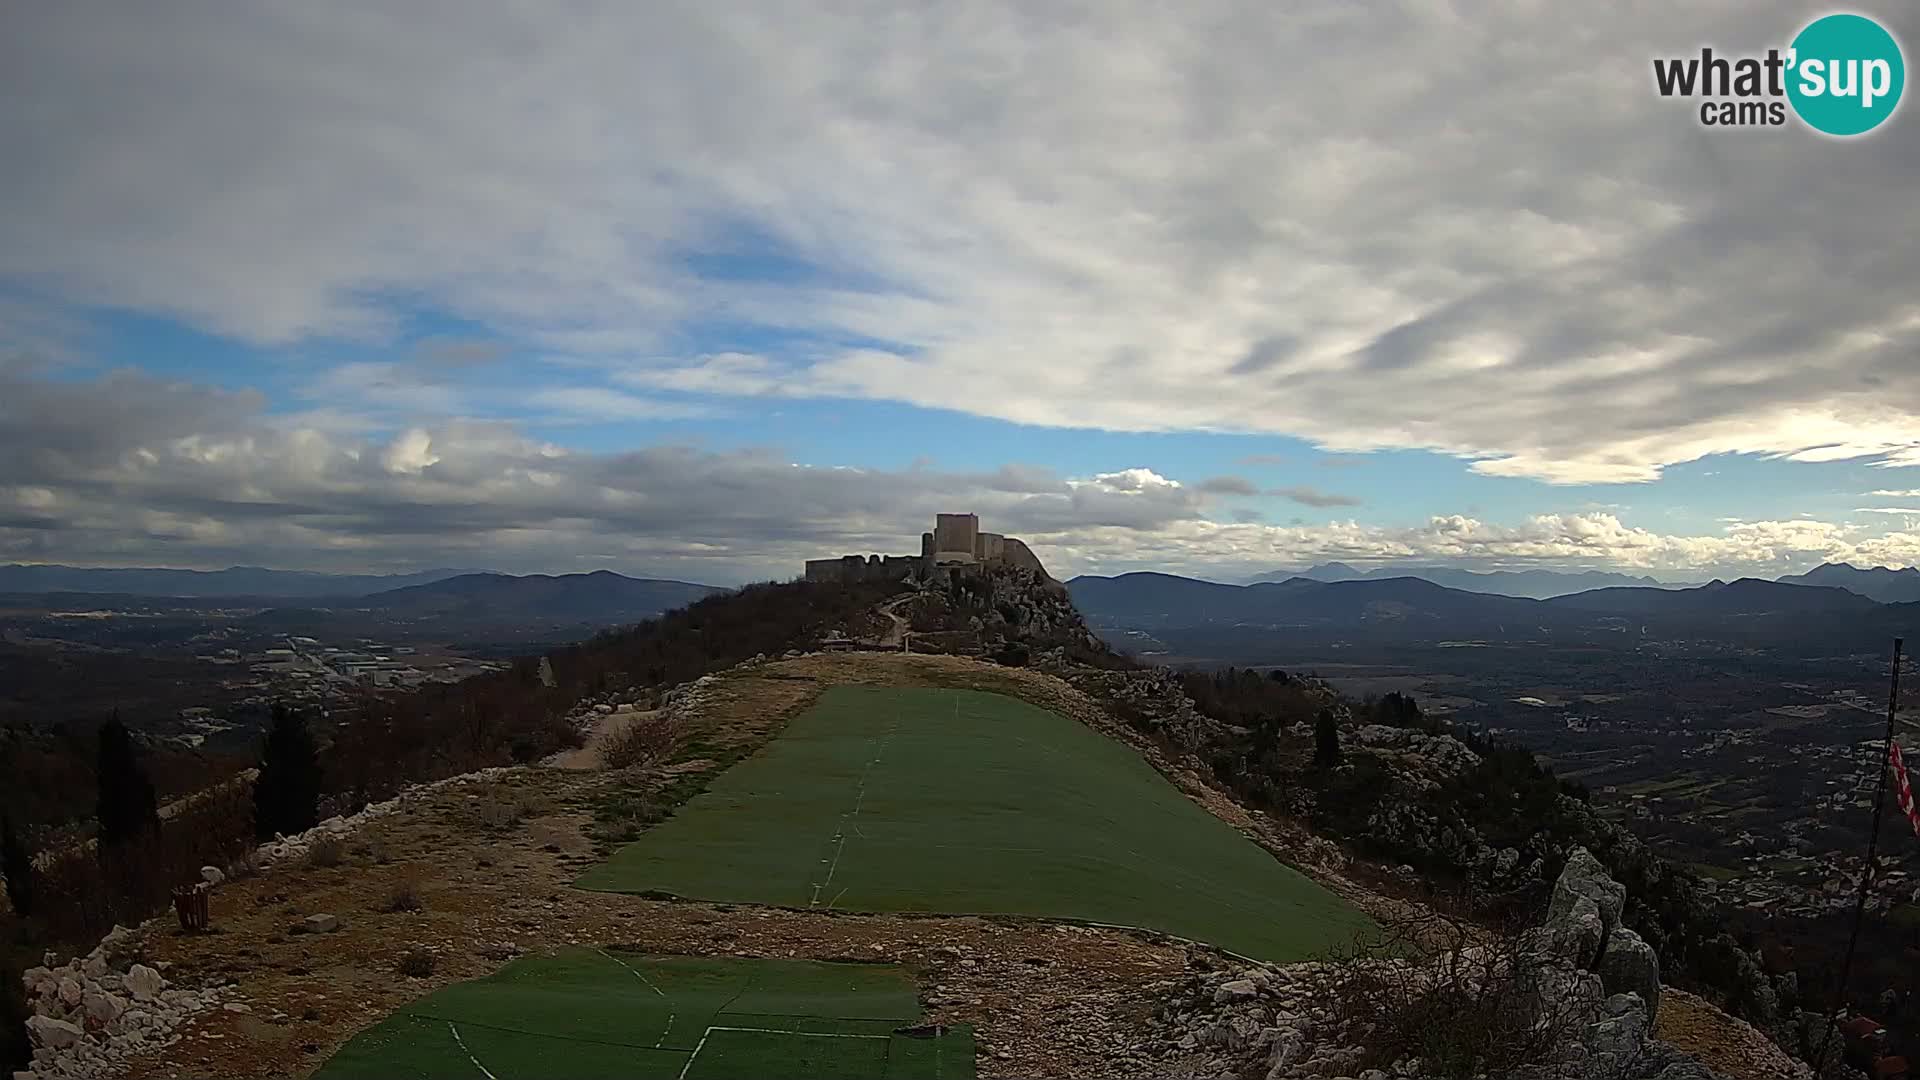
303, 835, 346, 869
602, 714, 679, 770
378, 872, 424, 914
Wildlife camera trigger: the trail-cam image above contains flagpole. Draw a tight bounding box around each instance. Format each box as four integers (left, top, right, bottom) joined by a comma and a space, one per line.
1815, 637, 1904, 1073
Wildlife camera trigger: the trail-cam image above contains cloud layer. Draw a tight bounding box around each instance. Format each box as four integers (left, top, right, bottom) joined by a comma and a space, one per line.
5, 3, 1920, 488
5, 362, 1915, 583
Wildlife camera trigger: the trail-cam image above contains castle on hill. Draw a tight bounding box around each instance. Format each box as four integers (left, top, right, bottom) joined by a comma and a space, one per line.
804, 513, 1048, 583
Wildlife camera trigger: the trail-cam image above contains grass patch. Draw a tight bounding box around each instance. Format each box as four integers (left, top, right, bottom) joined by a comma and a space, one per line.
314, 951, 973, 1080
578, 686, 1372, 962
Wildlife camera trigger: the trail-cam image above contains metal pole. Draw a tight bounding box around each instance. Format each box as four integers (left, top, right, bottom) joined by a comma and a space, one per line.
1815, 637, 1903, 1073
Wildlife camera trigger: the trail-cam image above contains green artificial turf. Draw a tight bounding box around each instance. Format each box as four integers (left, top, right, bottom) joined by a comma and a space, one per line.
314, 951, 973, 1080
577, 686, 1372, 961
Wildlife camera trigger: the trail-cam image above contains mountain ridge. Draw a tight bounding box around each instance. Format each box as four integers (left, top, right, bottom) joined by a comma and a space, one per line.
1256, 562, 1692, 599
0, 564, 485, 599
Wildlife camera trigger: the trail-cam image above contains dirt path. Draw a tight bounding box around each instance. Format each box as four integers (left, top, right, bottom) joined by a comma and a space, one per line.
875, 593, 915, 648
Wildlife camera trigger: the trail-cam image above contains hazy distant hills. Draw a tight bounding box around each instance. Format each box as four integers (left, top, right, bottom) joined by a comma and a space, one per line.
1777, 562, 1920, 603
0, 565, 727, 633
1540, 577, 1882, 616
1068, 572, 1539, 629
350, 571, 724, 621
1067, 569, 1904, 646
0, 564, 480, 598
1254, 561, 1688, 599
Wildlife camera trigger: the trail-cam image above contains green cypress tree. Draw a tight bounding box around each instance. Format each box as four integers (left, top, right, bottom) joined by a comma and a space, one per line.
1, 813, 31, 916
254, 703, 323, 840
95, 714, 159, 849
1313, 708, 1343, 769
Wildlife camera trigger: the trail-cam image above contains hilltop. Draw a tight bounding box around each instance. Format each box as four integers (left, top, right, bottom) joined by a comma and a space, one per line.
5, 569, 1832, 1079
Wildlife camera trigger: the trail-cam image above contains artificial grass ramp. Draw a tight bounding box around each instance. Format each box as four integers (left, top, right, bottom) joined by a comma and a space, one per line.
315, 950, 972, 1080
578, 686, 1371, 961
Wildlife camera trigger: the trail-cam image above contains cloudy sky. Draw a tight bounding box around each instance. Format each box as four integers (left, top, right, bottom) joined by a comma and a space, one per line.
4, 2, 1920, 585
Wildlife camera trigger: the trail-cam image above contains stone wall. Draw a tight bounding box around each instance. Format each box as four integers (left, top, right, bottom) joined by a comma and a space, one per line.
804, 554, 920, 584
1000, 537, 1048, 577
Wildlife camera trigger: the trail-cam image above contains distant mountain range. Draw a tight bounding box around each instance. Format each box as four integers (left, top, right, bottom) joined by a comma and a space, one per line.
345, 571, 724, 621
1252, 560, 1920, 604
1067, 570, 1908, 647
1254, 562, 1692, 599
0, 565, 727, 628
0, 564, 482, 598
1777, 562, 1920, 604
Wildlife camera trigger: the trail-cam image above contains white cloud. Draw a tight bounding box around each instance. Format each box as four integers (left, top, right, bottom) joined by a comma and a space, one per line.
4, 3, 1920, 487
526, 387, 716, 422
4, 362, 1916, 583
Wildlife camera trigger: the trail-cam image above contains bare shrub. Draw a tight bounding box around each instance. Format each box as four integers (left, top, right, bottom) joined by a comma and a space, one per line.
224, 848, 262, 882
602, 715, 679, 770
1306, 907, 1604, 1080
303, 835, 346, 869
395, 949, 437, 978
472, 784, 542, 830
379, 873, 424, 913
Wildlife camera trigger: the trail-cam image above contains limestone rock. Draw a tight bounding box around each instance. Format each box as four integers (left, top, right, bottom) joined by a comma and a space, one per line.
200, 864, 225, 887
26, 1016, 83, 1050
1547, 894, 1606, 969
55, 977, 81, 1008
125, 964, 164, 1002
1597, 927, 1661, 1021
1549, 847, 1626, 936
299, 913, 341, 934
1213, 978, 1259, 1004
81, 990, 125, 1024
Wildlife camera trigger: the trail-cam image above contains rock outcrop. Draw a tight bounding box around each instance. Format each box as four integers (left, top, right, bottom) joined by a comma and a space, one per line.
1137, 850, 1795, 1079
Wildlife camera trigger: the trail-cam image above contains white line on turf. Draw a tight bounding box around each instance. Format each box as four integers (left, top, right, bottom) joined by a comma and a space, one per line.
678, 1021, 896, 1075
809, 703, 900, 908
595, 948, 677, 1048
447, 1022, 499, 1080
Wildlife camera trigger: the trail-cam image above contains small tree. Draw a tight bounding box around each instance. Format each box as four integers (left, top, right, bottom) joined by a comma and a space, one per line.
95, 714, 159, 849
1314, 708, 1343, 769
255, 703, 323, 841
1, 813, 32, 916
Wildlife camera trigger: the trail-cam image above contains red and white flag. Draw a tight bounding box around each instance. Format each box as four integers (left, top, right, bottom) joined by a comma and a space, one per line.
1892, 739, 1920, 838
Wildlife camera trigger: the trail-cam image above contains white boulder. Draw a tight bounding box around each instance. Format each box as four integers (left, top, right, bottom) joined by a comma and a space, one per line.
26, 1016, 83, 1050
125, 964, 164, 1002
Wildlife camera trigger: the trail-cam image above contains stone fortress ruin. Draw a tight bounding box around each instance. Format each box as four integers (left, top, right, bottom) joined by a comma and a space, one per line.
804, 513, 1049, 583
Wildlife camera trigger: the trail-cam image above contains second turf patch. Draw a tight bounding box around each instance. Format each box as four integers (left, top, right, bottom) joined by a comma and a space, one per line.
577, 686, 1372, 961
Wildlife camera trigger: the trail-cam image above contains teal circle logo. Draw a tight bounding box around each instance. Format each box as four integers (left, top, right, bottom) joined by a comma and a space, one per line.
1787, 13, 1905, 136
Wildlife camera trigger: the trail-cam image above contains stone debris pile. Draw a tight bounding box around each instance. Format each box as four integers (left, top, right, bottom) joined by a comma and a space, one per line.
16, 925, 227, 1080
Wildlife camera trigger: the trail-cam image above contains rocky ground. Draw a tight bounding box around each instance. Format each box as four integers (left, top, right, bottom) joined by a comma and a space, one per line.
18, 650, 1808, 1080
1136, 849, 1803, 1080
